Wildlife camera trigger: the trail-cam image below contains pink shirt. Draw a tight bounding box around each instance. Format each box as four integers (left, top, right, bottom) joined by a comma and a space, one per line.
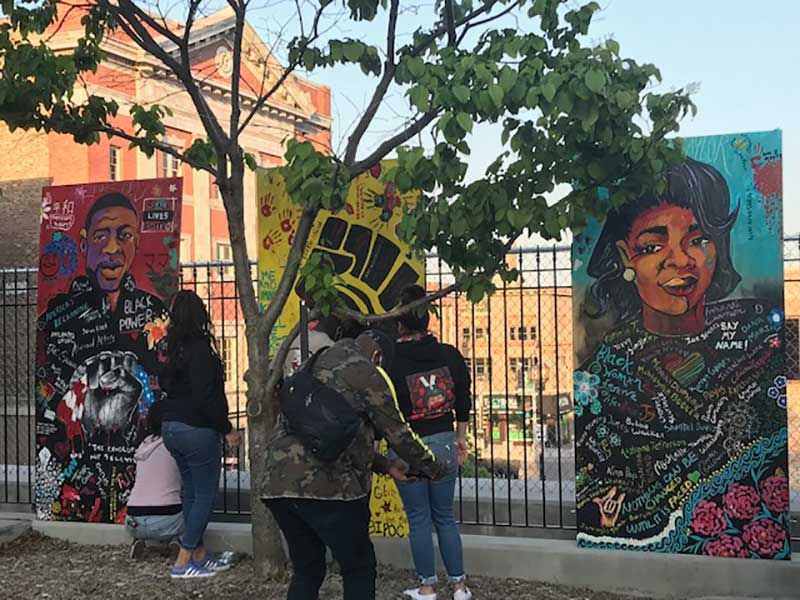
127, 435, 181, 508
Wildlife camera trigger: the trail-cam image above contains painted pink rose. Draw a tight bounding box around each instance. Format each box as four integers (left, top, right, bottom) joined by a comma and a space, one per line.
690, 501, 726, 537
760, 475, 790, 514
742, 519, 787, 558
722, 483, 760, 520
704, 534, 748, 559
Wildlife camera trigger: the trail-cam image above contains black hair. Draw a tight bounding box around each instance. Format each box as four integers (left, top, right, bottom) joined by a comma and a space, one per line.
163, 290, 218, 386
584, 158, 741, 321
314, 315, 344, 341
145, 402, 163, 437
357, 328, 396, 369
397, 284, 430, 332
84, 192, 137, 231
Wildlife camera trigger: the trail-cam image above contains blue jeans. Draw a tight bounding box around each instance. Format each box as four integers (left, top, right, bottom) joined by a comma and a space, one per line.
125, 513, 184, 541
391, 430, 466, 585
162, 421, 222, 551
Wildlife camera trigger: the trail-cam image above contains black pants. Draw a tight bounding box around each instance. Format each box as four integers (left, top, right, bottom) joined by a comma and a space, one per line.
265, 497, 377, 600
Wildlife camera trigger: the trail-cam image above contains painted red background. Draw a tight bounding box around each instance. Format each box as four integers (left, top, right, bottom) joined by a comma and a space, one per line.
37, 178, 183, 312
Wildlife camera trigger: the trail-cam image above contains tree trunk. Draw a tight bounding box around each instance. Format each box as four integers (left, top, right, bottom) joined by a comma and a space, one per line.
245, 352, 287, 578
222, 170, 287, 576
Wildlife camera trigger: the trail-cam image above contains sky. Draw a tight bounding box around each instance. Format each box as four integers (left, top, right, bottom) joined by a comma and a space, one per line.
264, 0, 800, 233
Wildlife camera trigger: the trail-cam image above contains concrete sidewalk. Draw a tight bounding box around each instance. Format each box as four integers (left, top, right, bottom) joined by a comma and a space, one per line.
31, 519, 799, 600
0, 511, 32, 545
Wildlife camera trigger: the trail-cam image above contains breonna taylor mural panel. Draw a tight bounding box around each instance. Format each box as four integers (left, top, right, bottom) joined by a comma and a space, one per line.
572, 131, 789, 559
35, 178, 182, 523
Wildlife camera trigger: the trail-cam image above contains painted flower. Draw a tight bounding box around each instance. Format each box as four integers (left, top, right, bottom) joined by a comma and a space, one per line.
574, 371, 600, 406
690, 501, 726, 537
742, 519, 787, 558
767, 375, 787, 409
722, 483, 761, 520
768, 308, 784, 330
761, 474, 790, 514
143, 316, 169, 351
704, 534, 748, 559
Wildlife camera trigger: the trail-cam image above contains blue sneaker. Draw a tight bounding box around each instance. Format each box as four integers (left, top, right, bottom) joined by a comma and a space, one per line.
200, 551, 235, 572
170, 562, 216, 579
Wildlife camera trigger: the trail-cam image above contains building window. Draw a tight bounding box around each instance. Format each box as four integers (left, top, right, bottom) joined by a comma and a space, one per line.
109, 145, 121, 181
216, 242, 234, 276
461, 327, 470, 343
161, 150, 181, 178
529, 326, 537, 340
475, 357, 491, 380
220, 336, 235, 383
786, 318, 799, 379
517, 327, 527, 341
475, 327, 484, 340
209, 174, 218, 200
509, 327, 516, 340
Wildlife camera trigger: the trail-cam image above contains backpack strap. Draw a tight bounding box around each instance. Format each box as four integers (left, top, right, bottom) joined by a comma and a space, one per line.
301, 346, 330, 372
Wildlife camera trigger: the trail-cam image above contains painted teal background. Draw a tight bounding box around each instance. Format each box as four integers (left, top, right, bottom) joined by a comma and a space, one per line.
573, 130, 783, 362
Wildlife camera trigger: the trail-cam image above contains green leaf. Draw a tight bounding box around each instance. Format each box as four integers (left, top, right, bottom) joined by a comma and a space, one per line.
525, 88, 540, 108
408, 57, 425, 78
615, 90, 635, 109
456, 112, 473, 134
556, 90, 574, 114
584, 69, 606, 94
488, 84, 504, 109
541, 82, 556, 102
499, 67, 518, 93
342, 42, 364, 62
409, 85, 429, 111
587, 161, 606, 180
453, 85, 471, 104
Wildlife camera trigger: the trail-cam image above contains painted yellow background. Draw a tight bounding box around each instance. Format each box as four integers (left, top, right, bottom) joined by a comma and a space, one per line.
257, 160, 423, 537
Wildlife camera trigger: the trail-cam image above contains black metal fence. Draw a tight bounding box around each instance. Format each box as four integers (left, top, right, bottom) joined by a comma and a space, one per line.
2, 245, 799, 541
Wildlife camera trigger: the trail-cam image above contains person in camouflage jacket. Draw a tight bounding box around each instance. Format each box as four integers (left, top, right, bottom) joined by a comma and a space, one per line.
261, 330, 447, 600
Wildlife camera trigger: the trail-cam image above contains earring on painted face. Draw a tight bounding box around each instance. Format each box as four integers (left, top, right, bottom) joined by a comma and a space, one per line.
622, 267, 636, 282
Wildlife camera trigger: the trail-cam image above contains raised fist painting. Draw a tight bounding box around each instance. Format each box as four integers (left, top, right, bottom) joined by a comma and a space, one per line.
258, 160, 424, 343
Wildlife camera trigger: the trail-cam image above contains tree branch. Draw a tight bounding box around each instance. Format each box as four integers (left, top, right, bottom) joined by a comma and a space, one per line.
348, 109, 442, 176
228, 1, 246, 143
237, 4, 327, 137
97, 125, 214, 173
343, 0, 399, 166
104, 0, 230, 153
444, 0, 457, 46
259, 205, 319, 339
335, 283, 459, 325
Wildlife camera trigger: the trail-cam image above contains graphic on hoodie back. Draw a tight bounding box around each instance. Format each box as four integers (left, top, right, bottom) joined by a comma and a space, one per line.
405, 366, 455, 421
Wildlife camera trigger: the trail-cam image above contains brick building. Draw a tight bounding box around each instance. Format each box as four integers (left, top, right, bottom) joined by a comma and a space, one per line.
0, 6, 332, 267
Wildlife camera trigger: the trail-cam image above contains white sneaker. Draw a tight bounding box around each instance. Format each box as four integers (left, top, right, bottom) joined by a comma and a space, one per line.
403, 588, 437, 600
453, 588, 472, 600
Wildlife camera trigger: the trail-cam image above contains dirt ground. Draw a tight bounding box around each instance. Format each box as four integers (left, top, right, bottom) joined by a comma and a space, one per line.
0, 533, 654, 600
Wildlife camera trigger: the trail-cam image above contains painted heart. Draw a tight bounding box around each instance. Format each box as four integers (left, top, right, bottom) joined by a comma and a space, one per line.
688, 471, 701, 483
663, 352, 705, 387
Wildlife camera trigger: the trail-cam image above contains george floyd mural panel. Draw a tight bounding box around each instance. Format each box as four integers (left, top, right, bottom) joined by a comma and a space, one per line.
35, 178, 182, 523
572, 130, 790, 558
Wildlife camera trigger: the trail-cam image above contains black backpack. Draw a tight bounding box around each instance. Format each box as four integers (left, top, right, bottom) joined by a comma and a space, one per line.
279, 347, 363, 463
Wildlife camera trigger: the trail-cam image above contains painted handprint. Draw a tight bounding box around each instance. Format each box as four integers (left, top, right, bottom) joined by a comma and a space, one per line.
593, 486, 626, 529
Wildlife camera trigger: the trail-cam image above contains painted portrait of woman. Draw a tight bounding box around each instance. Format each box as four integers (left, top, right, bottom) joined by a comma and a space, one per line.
573, 147, 790, 559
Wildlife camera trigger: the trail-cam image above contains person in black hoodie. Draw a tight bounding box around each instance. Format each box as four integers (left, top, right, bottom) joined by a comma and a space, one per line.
389, 285, 472, 600
160, 290, 241, 578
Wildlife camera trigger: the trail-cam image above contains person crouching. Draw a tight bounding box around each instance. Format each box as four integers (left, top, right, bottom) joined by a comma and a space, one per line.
125, 402, 183, 559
